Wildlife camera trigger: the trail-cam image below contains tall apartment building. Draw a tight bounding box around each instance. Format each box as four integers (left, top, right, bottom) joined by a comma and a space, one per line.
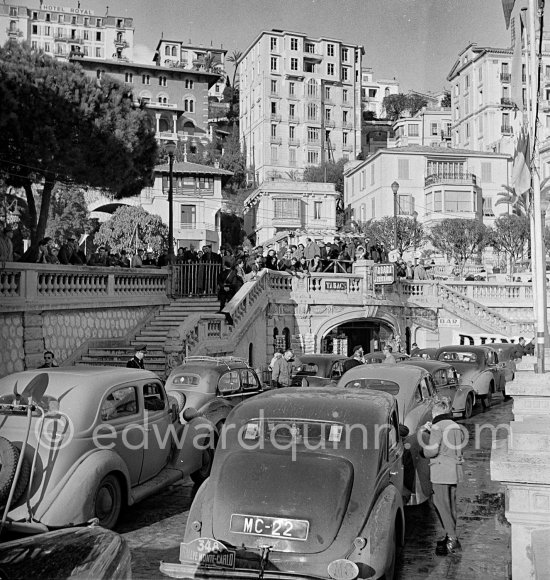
153, 39, 227, 101
238, 29, 364, 184
1, 2, 134, 61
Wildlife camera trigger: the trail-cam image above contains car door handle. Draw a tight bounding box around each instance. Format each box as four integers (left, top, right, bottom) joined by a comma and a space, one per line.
390, 470, 399, 476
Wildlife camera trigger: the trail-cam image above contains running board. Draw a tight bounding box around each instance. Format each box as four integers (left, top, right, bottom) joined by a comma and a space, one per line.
130, 468, 184, 505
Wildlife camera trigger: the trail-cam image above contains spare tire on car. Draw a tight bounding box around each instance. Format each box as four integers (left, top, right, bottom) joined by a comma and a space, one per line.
0, 435, 31, 508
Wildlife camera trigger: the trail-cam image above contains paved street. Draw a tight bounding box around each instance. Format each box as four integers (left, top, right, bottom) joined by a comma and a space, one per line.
117, 395, 512, 580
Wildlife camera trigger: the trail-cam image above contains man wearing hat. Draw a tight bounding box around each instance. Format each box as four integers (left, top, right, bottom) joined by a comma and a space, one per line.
127, 345, 146, 369
343, 345, 364, 373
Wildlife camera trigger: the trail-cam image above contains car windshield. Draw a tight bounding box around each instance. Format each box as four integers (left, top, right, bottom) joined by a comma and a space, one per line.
295, 363, 319, 376
242, 419, 345, 446
343, 379, 400, 395
170, 374, 200, 386
438, 352, 477, 363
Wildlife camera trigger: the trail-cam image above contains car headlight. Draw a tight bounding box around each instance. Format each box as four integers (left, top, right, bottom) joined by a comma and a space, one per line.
327, 559, 359, 580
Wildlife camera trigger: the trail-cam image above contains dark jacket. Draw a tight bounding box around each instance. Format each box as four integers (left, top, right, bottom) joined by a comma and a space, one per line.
127, 357, 145, 369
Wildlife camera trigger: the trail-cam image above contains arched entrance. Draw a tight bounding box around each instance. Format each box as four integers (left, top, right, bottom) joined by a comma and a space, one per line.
320, 318, 395, 357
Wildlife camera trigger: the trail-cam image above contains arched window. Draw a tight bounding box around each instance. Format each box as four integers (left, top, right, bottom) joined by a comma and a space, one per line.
307, 79, 317, 97
283, 327, 291, 350
182, 121, 195, 136
165, 46, 170, 56
184, 98, 195, 113
172, 46, 177, 57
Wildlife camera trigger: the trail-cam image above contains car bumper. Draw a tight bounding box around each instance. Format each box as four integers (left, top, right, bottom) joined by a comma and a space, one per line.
160, 561, 327, 579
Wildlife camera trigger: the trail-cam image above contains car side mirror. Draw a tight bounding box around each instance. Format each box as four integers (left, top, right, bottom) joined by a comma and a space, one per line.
182, 407, 200, 422
399, 424, 410, 438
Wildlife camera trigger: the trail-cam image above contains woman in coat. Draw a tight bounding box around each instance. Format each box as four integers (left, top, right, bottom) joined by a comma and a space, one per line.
422, 397, 465, 555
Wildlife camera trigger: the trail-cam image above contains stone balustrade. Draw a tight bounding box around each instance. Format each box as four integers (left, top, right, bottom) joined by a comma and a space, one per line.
0, 262, 170, 312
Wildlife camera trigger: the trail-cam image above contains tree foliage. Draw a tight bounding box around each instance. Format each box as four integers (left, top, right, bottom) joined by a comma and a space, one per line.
382, 93, 428, 121
495, 184, 529, 216
45, 183, 98, 242
303, 159, 347, 227
94, 205, 168, 254
490, 214, 530, 275
219, 129, 247, 193
430, 219, 490, 274
364, 216, 425, 254
0, 41, 158, 256
441, 91, 452, 108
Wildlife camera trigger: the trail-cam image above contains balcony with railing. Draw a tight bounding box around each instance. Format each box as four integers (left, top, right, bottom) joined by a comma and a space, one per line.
501, 125, 513, 135
289, 138, 301, 146
500, 72, 511, 82
500, 97, 514, 108
424, 172, 477, 187
343, 122, 354, 130
178, 222, 218, 231
307, 138, 321, 146
288, 115, 300, 123
325, 119, 336, 128
270, 136, 282, 145
6, 27, 23, 37
114, 38, 129, 48
270, 113, 282, 122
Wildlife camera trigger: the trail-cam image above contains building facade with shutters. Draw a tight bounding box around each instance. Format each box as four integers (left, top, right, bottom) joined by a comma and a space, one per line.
243, 181, 339, 246
344, 146, 510, 228
1, 2, 134, 61
392, 107, 452, 148
71, 56, 220, 150
238, 29, 364, 184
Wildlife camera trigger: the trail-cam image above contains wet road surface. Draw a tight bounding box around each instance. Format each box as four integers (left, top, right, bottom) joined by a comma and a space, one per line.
118, 396, 512, 579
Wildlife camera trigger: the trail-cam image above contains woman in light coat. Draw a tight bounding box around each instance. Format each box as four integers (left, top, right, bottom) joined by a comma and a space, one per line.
422, 397, 465, 555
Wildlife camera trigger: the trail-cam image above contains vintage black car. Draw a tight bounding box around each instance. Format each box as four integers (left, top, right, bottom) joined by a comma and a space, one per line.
161, 387, 406, 580
290, 354, 348, 387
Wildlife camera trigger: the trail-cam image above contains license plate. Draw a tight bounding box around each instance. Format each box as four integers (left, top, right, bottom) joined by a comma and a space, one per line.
179, 537, 236, 569
230, 514, 309, 541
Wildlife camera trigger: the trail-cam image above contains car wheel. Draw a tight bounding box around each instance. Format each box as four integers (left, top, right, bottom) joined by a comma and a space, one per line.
481, 389, 492, 410
463, 395, 474, 420
94, 474, 122, 529
384, 521, 399, 580
191, 445, 214, 485
0, 436, 31, 508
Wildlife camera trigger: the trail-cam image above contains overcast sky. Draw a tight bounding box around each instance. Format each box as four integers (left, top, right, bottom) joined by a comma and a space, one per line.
27, 0, 511, 92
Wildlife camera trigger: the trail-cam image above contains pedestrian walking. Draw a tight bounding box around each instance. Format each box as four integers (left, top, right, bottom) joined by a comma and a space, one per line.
342, 345, 364, 373
39, 351, 59, 368
382, 345, 397, 364
422, 397, 465, 555
271, 349, 294, 388
127, 345, 146, 369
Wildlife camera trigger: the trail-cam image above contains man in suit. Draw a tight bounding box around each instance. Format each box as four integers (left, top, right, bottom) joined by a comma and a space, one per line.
127, 345, 146, 369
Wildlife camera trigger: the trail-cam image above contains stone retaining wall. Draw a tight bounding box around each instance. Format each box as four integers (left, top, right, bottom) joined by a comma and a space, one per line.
0, 306, 156, 378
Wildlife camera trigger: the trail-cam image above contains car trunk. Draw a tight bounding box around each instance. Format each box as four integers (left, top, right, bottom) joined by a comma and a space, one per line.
212, 450, 354, 554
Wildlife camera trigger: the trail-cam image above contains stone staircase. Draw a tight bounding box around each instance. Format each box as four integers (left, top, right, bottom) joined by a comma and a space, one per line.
77, 297, 220, 376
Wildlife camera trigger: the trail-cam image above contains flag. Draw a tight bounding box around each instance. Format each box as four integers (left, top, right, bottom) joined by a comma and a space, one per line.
78, 233, 89, 246
511, 8, 526, 109
502, 0, 516, 28
511, 125, 531, 195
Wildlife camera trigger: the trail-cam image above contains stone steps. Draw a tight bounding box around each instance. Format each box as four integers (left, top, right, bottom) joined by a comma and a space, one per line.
74, 298, 221, 376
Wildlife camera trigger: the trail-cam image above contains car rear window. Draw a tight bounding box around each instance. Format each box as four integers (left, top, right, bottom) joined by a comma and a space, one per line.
171, 374, 200, 386
439, 352, 477, 363
295, 363, 319, 376
343, 379, 400, 395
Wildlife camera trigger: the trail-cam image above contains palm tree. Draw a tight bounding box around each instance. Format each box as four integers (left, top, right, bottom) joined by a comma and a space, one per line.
226, 50, 242, 100
495, 185, 529, 216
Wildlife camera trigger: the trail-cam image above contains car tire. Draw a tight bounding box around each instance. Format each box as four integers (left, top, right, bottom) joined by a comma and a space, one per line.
463, 395, 474, 420
94, 474, 122, 529
384, 521, 399, 580
191, 445, 214, 485
0, 436, 31, 508
481, 389, 492, 410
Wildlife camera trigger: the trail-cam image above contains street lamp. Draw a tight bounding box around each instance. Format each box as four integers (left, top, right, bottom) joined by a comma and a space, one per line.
165, 140, 177, 264
412, 210, 418, 264
391, 181, 399, 253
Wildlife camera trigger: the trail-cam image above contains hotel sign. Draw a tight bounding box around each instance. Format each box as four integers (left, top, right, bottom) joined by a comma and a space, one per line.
373, 264, 395, 285
42, 5, 95, 15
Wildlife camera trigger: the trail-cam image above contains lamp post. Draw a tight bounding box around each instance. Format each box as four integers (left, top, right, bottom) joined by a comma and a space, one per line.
412, 210, 418, 264
165, 141, 177, 264
391, 181, 399, 253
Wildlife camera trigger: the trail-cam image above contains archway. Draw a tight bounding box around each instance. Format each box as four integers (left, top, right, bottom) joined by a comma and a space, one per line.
320, 318, 396, 356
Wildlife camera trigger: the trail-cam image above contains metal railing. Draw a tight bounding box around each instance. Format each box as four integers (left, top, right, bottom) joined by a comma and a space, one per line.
171, 262, 222, 297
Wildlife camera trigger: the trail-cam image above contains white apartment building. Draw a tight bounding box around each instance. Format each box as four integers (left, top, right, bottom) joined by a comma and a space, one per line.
1, 2, 134, 61
243, 181, 339, 247
238, 29, 364, 184
361, 67, 399, 118
447, 43, 521, 155
344, 146, 511, 228
392, 107, 452, 148
153, 40, 227, 101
